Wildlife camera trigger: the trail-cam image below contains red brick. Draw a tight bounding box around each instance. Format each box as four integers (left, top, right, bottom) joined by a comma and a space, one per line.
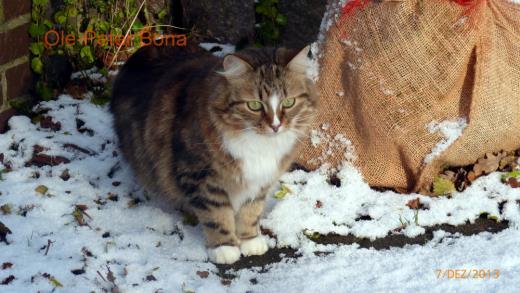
0, 108, 16, 133
0, 23, 30, 65
5, 61, 32, 100
2, 0, 31, 22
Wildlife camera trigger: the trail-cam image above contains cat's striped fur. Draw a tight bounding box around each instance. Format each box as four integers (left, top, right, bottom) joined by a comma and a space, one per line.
111, 45, 317, 264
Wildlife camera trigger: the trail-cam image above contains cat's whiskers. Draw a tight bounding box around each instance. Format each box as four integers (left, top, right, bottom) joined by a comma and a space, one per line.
292, 128, 313, 141
294, 115, 315, 123
237, 126, 258, 133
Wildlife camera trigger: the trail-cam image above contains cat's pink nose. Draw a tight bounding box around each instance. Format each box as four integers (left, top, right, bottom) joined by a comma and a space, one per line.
271, 124, 280, 132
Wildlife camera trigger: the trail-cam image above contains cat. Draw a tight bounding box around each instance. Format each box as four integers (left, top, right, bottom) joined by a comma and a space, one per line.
111, 45, 317, 264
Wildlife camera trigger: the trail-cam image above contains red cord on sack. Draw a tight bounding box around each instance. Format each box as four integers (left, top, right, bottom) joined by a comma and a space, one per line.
338, 0, 370, 39
452, 0, 478, 5
452, 0, 486, 15
337, 0, 486, 38
341, 0, 486, 18
341, 0, 370, 15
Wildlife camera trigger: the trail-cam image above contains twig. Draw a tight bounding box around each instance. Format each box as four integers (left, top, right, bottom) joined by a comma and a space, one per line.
109, 0, 147, 68
44, 239, 55, 256
141, 24, 188, 31
97, 270, 107, 282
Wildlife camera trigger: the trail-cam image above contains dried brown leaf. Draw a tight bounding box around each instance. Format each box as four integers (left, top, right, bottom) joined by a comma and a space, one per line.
499, 155, 518, 171
196, 271, 209, 279
467, 170, 477, 182
1, 275, 15, 285
406, 198, 421, 209
473, 152, 507, 177
315, 200, 323, 208
507, 177, 520, 188
0, 221, 12, 244
2, 262, 13, 270
106, 266, 116, 283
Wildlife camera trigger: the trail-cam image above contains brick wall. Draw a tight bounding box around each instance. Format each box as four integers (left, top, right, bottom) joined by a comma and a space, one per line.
0, 0, 32, 132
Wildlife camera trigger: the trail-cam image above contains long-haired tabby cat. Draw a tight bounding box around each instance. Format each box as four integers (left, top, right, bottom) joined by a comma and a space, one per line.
111, 45, 317, 264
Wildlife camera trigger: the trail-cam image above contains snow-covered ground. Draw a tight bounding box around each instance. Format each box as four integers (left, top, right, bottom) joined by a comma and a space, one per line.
1, 95, 519, 292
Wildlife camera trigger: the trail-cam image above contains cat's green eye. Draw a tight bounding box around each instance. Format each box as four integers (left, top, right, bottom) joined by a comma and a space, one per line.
247, 100, 263, 111
282, 98, 296, 108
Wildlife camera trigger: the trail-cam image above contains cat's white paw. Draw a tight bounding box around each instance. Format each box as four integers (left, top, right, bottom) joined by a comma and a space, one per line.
240, 236, 268, 257
208, 245, 241, 264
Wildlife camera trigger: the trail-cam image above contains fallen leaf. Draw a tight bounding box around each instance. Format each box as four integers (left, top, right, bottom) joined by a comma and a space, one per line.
40, 116, 61, 131
107, 266, 116, 283
182, 283, 195, 293
501, 171, 520, 181
26, 154, 70, 167
432, 176, 456, 196
72, 207, 86, 226
221, 279, 232, 286
1, 275, 14, 285
0, 204, 12, 215
467, 170, 477, 182
274, 184, 292, 200
2, 262, 13, 270
107, 193, 119, 201
59, 169, 70, 181
487, 214, 499, 222
105, 241, 116, 253
42, 273, 63, 288
33, 145, 47, 154
304, 230, 321, 241
315, 200, 323, 209
499, 155, 517, 171
0, 221, 12, 244
81, 247, 94, 257
260, 227, 274, 238
35, 185, 48, 195
406, 198, 421, 209
440, 170, 456, 182
506, 177, 520, 188
473, 152, 507, 177
49, 276, 63, 288
196, 271, 209, 279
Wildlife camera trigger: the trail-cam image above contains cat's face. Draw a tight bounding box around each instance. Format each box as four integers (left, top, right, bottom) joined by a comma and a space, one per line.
214, 47, 317, 137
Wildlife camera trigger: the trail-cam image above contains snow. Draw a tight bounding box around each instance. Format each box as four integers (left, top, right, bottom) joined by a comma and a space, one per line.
307, 0, 348, 82
424, 118, 468, 164
308, 127, 357, 168
70, 67, 107, 83
263, 162, 520, 249
199, 43, 236, 57
229, 229, 520, 293
1, 96, 520, 292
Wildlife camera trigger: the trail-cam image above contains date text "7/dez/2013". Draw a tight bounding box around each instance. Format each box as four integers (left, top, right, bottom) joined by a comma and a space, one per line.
436, 269, 500, 280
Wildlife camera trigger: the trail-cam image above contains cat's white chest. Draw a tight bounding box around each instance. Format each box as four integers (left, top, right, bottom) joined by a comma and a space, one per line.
222, 130, 297, 211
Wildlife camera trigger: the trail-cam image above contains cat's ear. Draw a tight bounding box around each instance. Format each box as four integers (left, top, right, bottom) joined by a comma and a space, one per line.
218, 55, 253, 78
287, 45, 310, 74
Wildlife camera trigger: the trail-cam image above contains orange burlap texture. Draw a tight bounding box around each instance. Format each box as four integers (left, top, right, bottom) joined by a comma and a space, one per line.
297, 0, 520, 193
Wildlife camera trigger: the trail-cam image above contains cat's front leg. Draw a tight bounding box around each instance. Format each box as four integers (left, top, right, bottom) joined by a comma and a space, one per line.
188, 189, 240, 264
236, 195, 268, 257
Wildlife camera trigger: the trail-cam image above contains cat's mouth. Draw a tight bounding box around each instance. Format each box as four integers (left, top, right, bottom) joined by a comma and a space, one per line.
262, 127, 287, 136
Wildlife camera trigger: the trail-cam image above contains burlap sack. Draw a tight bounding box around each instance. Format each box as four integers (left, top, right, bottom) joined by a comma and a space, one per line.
298, 0, 520, 193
